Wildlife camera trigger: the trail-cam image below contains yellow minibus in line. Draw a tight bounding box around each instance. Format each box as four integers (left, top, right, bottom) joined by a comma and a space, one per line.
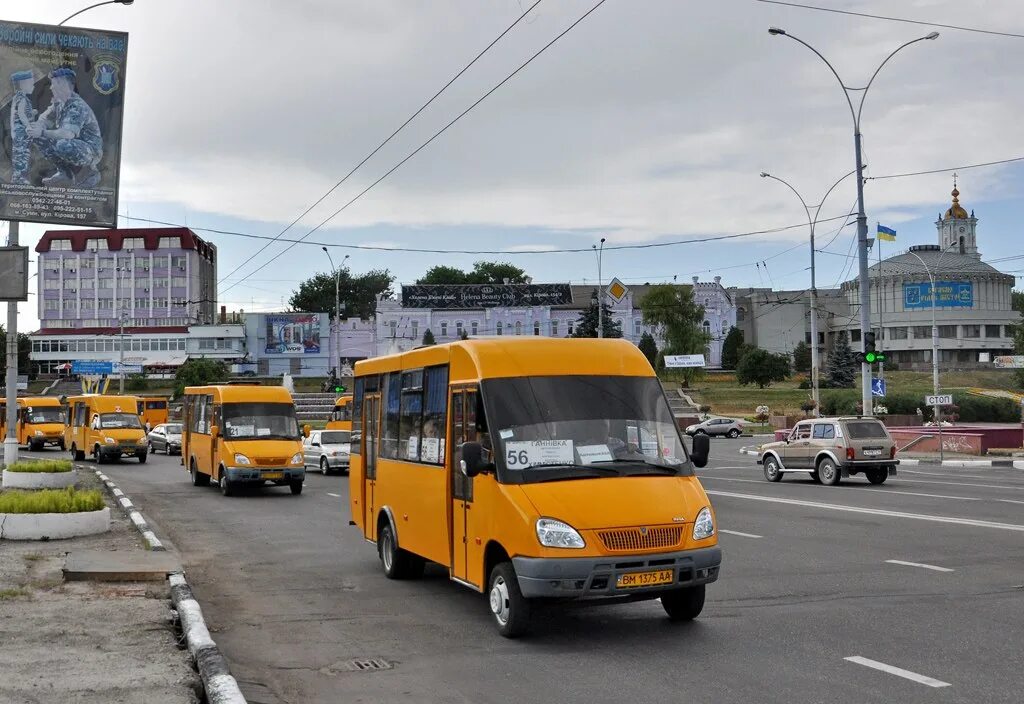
325, 394, 353, 431
348, 338, 718, 637
182, 384, 307, 497
65, 394, 148, 463
0, 397, 66, 451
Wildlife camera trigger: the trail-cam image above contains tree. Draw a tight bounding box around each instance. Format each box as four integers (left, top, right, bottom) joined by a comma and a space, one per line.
572, 291, 622, 339
290, 268, 395, 320
737, 348, 792, 388
638, 332, 658, 368
825, 331, 858, 389
1014, 312, 1024, 388
720, 327, 744, 370
0, 328, 32, 380
1013, 290, 1024, 313
640, 285, 708, 381
417, 261, 529, 285
421, 328, 436, 346
793, 341, 812, 373
173, 359, 228, 398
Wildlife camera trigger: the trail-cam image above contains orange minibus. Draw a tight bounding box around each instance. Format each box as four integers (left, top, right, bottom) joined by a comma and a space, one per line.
138, 396, 170, 429
325, 394, 353, 431
0, 397, 66, 451
65, 394, 147, 463
349, 338, 717, 637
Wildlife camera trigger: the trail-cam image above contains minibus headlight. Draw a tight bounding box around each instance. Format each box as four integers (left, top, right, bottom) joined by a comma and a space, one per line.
234, 453, 251, 465
34, 430, 43, 436
104, 437, 116, 445
290, 452, 303, 465
536, 518, 585, 549
693, 507, 715, 541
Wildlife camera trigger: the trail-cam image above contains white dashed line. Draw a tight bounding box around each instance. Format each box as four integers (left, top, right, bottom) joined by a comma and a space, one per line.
999, 499, 1024, 505
885, 559, 954, 573
719, 529, 762, 539
327, 492, 341, 498
844, 656, 951, 688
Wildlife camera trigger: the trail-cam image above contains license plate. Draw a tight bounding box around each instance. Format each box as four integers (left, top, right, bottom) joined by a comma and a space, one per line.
263, 472, 284, 480
863, 449, 882, 457
616, 569, 674, 589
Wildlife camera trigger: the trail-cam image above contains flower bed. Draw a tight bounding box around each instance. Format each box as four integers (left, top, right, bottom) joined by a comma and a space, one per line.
2, 460, 77, 489
0, 488, 109, 540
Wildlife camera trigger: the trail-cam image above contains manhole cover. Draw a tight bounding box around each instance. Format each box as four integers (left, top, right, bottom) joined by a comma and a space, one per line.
334, 658, 393, 673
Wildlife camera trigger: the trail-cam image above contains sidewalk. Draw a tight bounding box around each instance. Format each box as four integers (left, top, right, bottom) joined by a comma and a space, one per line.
0, 471, 200, 703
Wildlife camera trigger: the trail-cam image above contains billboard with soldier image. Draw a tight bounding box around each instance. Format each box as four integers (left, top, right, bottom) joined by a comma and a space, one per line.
0, 20, 128, 227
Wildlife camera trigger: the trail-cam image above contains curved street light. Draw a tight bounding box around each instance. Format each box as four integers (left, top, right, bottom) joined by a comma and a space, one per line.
60, 0, 134, 26
592, 237, 606, 339
760, 167, 859, 415
321, 248, 349, 375
769, 26, 939, 416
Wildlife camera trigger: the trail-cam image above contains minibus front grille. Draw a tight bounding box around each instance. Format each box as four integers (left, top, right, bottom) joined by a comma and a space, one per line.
255, 457, 288, 466
597, 526, 683, 553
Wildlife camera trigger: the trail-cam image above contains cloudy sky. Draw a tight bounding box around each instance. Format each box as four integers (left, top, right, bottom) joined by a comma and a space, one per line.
6, 0, 1024, 331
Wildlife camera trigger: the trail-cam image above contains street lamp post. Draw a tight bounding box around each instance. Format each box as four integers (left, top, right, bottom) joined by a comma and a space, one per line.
760, 168, 858, 416
906, 242, 957, 462
769, 26, 939, 417
59, 0, 134, 26
321, 248, 348, 375
592, 238, 606, 339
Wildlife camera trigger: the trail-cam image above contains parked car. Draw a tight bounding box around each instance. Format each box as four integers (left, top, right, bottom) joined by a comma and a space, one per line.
757, 416, 898, 486
685, 417, 743, 438
147, 423, 183, 455
303, 429, 352, 475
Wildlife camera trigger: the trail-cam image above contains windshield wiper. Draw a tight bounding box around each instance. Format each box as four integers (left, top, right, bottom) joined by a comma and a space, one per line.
587, 458, 682, 473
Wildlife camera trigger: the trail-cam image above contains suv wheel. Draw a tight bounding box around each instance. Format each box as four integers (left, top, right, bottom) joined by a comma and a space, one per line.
817, 457, 840, 486
866, 468, 888, 485
762, 456, 782, 482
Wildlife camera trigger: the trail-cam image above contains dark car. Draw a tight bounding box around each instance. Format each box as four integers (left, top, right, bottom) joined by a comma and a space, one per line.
147, 422, 183, 455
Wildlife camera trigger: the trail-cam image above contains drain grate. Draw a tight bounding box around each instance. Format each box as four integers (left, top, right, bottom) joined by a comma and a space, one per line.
336, 658, 393, 673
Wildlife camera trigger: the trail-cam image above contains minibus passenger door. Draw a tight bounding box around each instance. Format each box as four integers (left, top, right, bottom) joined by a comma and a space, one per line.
450, 388, 478, 584
362, 394, 380, 539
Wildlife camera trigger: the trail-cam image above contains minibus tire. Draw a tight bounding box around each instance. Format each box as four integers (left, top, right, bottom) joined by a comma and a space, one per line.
95, 446, 105, 464
190, 460, 211, 487
661, 585, 705, 621
378, 523, 422, 579
71, 444, 85, 461
220, 471, 236, 497
488, 562, 531, 638
58, 440, 66, 452
290, 481, 303, 495
137, 451, 147, 464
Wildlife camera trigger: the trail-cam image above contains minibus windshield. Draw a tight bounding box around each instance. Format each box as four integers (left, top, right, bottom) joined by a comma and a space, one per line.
321, 431, 351, 445
482, 376, 693, 483
27, 408, 64, 424
222, 403, 300, 440
99, 413, 143, 429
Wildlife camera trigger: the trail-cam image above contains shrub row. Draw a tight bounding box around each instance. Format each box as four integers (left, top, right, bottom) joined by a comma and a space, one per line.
818, 392, 1019, 422
0, 487, 104, 514
5, 459, 73, 474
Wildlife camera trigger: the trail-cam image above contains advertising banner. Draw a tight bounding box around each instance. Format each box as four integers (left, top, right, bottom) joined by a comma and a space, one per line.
903, 281, 973, 309
0, 20, 128, 227
993, 355, 1024, 369
664, 354, 706, 368
265, 313, 322, 355
72, 360, 113, 374
401, 284, 572, 309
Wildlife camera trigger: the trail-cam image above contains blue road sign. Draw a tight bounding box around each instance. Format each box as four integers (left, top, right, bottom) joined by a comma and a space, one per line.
72, 360, 114, 375
871, 377, 886, 398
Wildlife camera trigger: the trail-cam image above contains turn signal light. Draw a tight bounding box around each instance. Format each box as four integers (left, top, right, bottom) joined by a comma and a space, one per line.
890, 446, 897, 459
846, 448, 855, 460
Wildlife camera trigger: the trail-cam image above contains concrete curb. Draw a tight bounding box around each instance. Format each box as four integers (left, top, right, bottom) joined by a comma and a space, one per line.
899, 458, 1024, 469
93, 470, 165, 551
169, 573, 247, 704
2, 468, 78, 489
0, 507, 110, 540
738, 447, 759, 457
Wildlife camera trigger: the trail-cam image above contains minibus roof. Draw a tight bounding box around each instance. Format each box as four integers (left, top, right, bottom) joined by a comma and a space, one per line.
64, 395, 141, 410
355, 338, 654, 382
17, 397, 62, 407
184, 385, 294, 404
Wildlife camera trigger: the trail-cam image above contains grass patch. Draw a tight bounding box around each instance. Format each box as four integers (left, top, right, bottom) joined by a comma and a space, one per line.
5, 459, 73, 474
0, 587, 30, 600
22, 552, 45, 562
0, 487, 105, 514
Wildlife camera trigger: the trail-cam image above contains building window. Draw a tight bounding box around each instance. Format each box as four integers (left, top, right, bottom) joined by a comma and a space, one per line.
515, 321, 522, 336
160, 237, 180, 248
533, 321, 540, 336
963, 325, 981, 339
87, 238, 107, 251
496, 322, 503, 336
471, 321, 478, 336
456, 321, 463, 338
985, 325, 1001, 338
171, 277, 187, 288
888, 326, 908, 340
568, 322, 574, 336
440, 322, 448, 337
702, 320, 711, 336
551, 320, 559, 336
44, 299, 58, 310
390, 321, 398, 337
736, 307, 746, 322
850, 330, 861, 342
51, 238, 73, 251
938, 325, 957, 339
913, 326, 931, 339
634, 318, 642, 333
123, 237, 145, 250
171, 255, 187, 269
411, 320, 419, 339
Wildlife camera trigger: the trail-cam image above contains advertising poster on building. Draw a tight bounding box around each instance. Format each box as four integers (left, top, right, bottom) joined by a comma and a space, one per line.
903, 281, 973, 309
265, 313, 321, 355
401, 284, 573, 309
0, 20, 128, 227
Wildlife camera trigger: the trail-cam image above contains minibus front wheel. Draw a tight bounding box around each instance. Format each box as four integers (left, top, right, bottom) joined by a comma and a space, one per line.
661, 585, 706, 622
488, 562, 531, 638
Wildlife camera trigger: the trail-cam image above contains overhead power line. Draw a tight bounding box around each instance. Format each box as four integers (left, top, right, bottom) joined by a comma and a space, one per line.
221, 0, 612, 295
755, 0, 1024, 40
217, 0, 546, 286
866, 156, 1024, 180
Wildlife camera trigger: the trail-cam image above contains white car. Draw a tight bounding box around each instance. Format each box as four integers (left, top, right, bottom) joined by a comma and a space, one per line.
303, 429, 352, 475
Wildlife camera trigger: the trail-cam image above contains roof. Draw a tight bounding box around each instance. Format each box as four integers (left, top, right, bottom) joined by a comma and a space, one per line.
552, 283, 696, 310
32, 326, 190, 336
35, 227, 216, 259
866, 247, 1010, 279
184, 384, 294, 403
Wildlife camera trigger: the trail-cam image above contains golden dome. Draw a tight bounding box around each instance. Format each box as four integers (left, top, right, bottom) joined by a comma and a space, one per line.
944, 186, 969, 220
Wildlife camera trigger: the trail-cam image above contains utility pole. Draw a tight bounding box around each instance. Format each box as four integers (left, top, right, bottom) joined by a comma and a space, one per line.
594, 238, 605, 339
4, 222, 20, 467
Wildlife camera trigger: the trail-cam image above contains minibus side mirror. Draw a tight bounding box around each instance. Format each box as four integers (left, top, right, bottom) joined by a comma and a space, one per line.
210, 425, 220, 439
460, 441, 493, 477
690, 433, 710, 468
303, 424, 311, 438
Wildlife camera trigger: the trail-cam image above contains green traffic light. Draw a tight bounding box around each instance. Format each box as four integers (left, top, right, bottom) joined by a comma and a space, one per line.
865, 351, 877, 363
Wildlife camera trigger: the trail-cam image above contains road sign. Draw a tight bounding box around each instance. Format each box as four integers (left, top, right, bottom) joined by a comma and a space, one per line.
113, 363, 144, 375
871, 377, 886, 397
926, 394, 953, 406
664, 354, 706, 368
72, 361, 114, 375
606, 277, 628, 303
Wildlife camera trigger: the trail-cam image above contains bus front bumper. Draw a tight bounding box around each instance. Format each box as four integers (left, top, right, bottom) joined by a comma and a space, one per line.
224, 467, 305, 483
512, 546, 722, 600
99, 445, 146, 459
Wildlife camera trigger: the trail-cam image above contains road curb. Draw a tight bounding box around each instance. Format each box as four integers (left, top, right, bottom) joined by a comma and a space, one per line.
93, 470, 164, 551
169, 573, 247, 704
897, 459, 1024, 469
738, 447, 759, 457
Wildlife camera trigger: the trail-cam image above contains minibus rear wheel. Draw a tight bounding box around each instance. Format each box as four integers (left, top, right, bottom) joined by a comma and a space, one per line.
661, 585, 705, 622
71, 444, 85, 461
488, 562, 531, 638
378, 522, 424, 580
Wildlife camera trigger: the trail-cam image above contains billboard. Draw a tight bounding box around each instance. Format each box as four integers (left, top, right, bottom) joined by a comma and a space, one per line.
0, 20, 128, 227
401, 284, 573, 309
903, 281, 973, 310
265, 313, 322, 355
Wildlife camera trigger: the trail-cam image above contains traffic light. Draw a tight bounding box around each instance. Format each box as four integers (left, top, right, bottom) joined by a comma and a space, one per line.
860, 331, 885, 364
334, 385, 347, 394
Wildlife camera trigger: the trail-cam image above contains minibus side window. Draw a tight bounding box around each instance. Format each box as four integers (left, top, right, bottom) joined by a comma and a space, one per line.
399, 370, 424, 461
420, 366, 448, 465
381, 373, 401, 459
351, 378, 363, 454
75, 402, 87, 427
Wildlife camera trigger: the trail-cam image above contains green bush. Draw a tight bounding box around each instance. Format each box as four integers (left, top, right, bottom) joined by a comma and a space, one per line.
954, 395, 1019, 422
0, 487, 104, 514
5, 459, 73, 474
818, 392, 1018, 422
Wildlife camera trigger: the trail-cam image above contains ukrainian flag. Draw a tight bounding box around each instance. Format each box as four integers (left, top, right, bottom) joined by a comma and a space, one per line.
877, 224, 897, 242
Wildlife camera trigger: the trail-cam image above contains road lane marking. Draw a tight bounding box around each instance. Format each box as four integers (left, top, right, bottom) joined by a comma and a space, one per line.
327, 492, 341, 498
1000, 499, 1024, 505
885, 559, 954, 573
719, 529, 762, 539
902, 469, 994, 480
705, 490, 1024, 533
844, 656, 951, 688
701, 476, 981, 501
898, 478, 1024, 491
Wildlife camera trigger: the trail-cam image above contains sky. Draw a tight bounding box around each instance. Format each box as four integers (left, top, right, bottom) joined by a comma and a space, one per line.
5, 0, 1024, 333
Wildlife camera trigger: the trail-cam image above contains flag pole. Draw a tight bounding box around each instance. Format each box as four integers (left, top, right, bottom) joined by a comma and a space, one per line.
877, 223, 885, 383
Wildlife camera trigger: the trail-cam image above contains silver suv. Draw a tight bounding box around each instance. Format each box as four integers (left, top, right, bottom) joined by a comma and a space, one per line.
685, 417, 743, 439
757, 417, 898, 486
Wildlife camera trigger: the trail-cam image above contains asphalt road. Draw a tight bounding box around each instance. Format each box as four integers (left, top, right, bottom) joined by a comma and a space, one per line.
66, 438, 1024, 704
